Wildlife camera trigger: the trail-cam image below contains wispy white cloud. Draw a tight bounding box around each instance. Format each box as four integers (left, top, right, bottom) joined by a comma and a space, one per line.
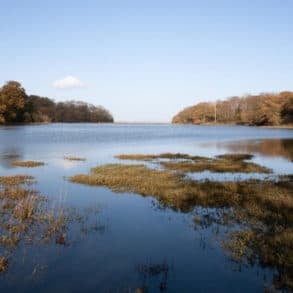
52, 75, 84, 89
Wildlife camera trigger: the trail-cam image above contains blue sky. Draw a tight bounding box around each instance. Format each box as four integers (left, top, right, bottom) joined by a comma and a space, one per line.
0, 0, 292, 122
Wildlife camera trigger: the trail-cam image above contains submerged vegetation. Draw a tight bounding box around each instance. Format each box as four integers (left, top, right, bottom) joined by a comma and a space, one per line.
0, 81, 113, 124
70, 153, 293, 290
0, 174, 103, 274
0, 175, 66, 272
12, 160, 45, 168
136, 261, 170, 292
172, 91, 293, 126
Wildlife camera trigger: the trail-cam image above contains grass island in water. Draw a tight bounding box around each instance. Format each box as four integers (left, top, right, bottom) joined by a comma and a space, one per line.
70, 152, 293, 290
12, 161, 45, 168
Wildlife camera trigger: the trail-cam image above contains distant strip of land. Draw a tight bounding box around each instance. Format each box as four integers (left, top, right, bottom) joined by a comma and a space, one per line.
172, 91, 293, 127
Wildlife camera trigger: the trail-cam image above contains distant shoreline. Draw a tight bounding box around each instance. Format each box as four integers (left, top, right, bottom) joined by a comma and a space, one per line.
0, 121, 292, 129
171, 122, 293, 129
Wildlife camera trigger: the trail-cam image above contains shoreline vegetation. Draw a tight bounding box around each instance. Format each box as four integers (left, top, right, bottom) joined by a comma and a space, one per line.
0, 81, 113, 124
69, 152, 293, 290
1, 81, 293, 128
0, 174, 103, 274
172, 91, 293, 127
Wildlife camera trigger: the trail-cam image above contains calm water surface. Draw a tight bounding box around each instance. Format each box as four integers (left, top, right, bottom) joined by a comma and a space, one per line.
0, 124, 292, 292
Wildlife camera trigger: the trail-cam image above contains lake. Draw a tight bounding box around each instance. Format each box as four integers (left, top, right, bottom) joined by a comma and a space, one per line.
0, 124, 292, 292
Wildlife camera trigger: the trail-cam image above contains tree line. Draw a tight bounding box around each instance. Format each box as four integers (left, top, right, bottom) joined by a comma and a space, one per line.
172, 91, 293, 126
0, 81, 113, 124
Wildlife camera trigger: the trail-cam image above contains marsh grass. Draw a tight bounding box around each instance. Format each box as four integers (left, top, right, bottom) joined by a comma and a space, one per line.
69, 164, 291, 212
115, 153, 208, 161
0, 256, 8, 273
70, 164, 188, 209
161, 159, 271, 173
70, 161, 293, 289
0, 175, 102, 273
0, 175, 34, 185
12, 161, 45, 168
64, 156, 86, 161
115, 152, 271, 173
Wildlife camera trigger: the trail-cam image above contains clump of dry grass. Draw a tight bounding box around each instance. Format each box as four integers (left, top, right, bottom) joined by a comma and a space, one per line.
115, 153, 207, 161
43, 209, 67, 243
12, 161, 45, 168
161, 159, 271, 173
64, 156, 86, 161
0, 235, 20, 249
69, 164, 288, 211
0, 256, 8, 273
0, 175, 34, 186
0, 175, 103, 274
70, 164, 188, 209
0, 177, 65, 271
70, 162, 293, 289
115, 152, 270, 173
0, 182, 45, 255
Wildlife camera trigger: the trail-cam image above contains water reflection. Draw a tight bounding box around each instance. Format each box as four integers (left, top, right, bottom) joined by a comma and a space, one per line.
210, 138, 293, 161
70, 159, 292, 290
191, 202, 293, 291
0, 148, 23, 169
136, 261, 170, 292
0, 125, 292, 292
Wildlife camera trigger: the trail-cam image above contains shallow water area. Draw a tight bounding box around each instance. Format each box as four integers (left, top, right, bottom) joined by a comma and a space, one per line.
0, 124, 292, 292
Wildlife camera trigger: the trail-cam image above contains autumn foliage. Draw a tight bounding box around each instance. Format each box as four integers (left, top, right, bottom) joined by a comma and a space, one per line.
172, 92, 293, 126
0, 81, 114, 124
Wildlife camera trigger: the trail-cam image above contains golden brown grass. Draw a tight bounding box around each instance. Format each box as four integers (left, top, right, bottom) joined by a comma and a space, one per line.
115, 152, 270, 173
161, 159, 271, 173
0, 178, 43, 273
0, 175, 103, 274
115, 153, 208, 161
70, 164, 188, 208
12, 161, 45, 168
0, 175, 34, 185
0, 177, 67, 271
0, 256, 8, 273
64, 156, 86, 161
70, 162, 293, 289
69, 164, 290, 211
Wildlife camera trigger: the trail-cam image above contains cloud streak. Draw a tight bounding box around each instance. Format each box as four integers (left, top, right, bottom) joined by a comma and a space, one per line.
52, 76, 84, 89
